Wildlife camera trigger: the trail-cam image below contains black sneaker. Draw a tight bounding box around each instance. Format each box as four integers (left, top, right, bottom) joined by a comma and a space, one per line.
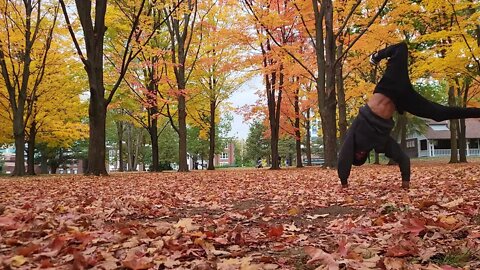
369, 53, 379, 65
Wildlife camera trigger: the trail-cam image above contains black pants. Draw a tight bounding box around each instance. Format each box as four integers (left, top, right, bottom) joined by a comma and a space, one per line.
373, 42, 480, 121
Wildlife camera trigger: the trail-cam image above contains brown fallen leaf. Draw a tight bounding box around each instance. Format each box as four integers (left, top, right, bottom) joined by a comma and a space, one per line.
385, 240, 419, 257
122, 256, 154, 270
383, 257, 405, 270
15, 243, 41, 256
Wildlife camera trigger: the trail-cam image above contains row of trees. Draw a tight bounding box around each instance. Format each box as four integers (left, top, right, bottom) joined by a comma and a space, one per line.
0, 0, 249, 175
1, 0, 479, 175
240, 0, 480, 169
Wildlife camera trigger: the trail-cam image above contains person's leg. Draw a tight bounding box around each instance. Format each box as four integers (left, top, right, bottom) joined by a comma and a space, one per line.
371, 42, 408, 63
371, 42, 409, 81
382, 136, 410, 189
402, 90, 480, 121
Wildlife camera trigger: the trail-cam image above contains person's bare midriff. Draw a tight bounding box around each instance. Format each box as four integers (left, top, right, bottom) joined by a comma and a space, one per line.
367, 93, 396, 119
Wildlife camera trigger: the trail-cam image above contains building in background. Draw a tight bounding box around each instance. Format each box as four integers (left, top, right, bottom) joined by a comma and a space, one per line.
214, 141, 235, 167
406, 119, 480, 158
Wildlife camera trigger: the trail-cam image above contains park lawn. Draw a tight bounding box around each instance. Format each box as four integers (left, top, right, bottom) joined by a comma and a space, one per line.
0, 162, 479, 269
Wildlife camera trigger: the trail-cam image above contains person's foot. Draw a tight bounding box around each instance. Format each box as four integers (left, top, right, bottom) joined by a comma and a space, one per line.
369, 53, 379, 65
341, 183, 349, 188
401, 181, 410, 189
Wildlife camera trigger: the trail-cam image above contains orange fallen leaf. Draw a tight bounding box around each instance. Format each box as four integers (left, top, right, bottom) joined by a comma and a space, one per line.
267, 225, 283, 238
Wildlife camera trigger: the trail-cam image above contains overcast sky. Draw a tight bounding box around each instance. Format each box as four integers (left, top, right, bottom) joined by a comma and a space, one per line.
227, 76, 262, 140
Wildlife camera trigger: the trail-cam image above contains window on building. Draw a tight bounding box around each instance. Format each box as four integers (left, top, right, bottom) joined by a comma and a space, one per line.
221, 152, 228, 159
420, 140, 427, 150
470, 139, 479, 149
407, 140, 415, 148
430, 124, 449, 131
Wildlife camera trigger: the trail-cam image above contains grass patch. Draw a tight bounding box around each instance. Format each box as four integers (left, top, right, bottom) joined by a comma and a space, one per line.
430, 249, 475, 267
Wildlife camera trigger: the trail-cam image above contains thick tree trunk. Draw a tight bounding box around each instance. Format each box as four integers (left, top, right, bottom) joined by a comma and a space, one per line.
448, 86, 459, 163
305, 110, 312, 166
336, 42, 347, 144
116, 121, 124, 172
324, 0, 337, 168
208, 100, 216, 170
13, 112, 26, 176
313, 0, 337, 168
40, 154, 48, 174
294, 88, 303, 168
27, 123, 36, 175
86, 98, 108, 175
269, 68, 283, 170
458, 84, 468, 162
150, 127, 160, 171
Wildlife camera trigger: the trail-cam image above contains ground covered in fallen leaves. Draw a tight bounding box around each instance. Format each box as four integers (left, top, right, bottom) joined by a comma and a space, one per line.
1, 162, 480, 270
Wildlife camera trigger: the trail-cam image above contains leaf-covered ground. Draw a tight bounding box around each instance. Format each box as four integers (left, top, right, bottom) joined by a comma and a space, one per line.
1, 162, 480, 270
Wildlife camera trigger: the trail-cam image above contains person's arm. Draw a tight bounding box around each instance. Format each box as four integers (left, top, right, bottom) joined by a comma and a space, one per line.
384, 136, 411, 189
337, 121, 357, 187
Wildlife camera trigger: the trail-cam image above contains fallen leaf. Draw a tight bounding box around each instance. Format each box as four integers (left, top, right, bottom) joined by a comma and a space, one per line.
287, 207, 301, 216
304, 246, 338, 268
122, 256, 153, 270
385, 240, 419, 257
440, 198, 464, 209
267, 225, 284, 237
383, 257, 405, 270
10, 255, 27, 267
15, 243, 40, 256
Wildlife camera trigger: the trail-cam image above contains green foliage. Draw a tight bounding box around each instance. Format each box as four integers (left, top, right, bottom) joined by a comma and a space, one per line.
245, 121, 270, 164
278, 137, 296, 161
159, 124, 179, 164
233, 139, 249, 167
187, 126, 209, 159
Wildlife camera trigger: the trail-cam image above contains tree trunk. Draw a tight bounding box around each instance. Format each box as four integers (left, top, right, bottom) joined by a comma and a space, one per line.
150, 126, 160, 171
294, 87, 303, 168
448, 86, 459, 163
458, 83, 468, 162
313, 0, 337, 168
117, 121, 124, 172
126, 124, 134, 171
208, 99, 216, 170
87, 100, 108, 175
336, 41, 347, 144
269, 67, 283, 170
27, 121, 37, 175
12, 111, 26, 176
133, 130, 143, 170
50, 164, 58, 174
305, 110, 312, 166
458, 118, 467, 162
40, 154, 48, 174
178, 94, 189, 171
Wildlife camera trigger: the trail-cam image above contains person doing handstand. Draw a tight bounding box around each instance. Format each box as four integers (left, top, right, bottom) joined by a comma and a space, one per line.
338, 42, 480, 189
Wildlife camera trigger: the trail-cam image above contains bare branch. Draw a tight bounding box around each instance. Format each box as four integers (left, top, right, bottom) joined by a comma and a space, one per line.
59, 0, 87, 65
